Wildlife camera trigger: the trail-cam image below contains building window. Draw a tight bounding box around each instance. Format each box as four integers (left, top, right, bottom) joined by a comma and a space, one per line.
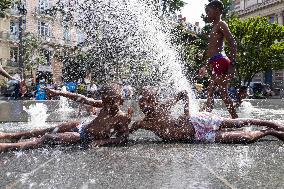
63, 27, 71, 42
269, 16, 274, 23
39, 0, 51, 12
77, 30, 85, 44
10, 21, 19, 40
10, 47, 19, 65
38, 21, 51, 37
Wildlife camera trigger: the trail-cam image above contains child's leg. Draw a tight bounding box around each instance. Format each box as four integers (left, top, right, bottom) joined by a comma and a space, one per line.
216, 76, 238, 119
0, 132, 81, 152
204, 79, 215, 112
215, 129, 284, 143
220, 118, 284, 131
0, 121, 80, 140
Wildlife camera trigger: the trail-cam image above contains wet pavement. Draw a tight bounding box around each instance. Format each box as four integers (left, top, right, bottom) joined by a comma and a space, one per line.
0, 100, 284, 189
0, 138, 283, 189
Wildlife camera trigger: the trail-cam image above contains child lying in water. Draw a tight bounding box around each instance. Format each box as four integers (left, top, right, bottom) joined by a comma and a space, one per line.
0, 83, 133, 152
130, 86, 284, 143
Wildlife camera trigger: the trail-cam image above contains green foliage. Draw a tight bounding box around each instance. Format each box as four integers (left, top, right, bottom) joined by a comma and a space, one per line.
161, 0, 186, 14
0, 79, 7, 87
228, 17, 284, 85
170, 24, 204, 80
171, 24, 196, 45
22, 33, 48, 70
0, 0, 11, 17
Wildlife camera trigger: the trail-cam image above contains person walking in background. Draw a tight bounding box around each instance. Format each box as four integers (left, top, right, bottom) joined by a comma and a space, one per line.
35, 79, 47, 100
199, 0, 238, 118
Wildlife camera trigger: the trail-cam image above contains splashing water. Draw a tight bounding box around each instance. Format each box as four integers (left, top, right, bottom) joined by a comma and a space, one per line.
58, 86, 73, 112
58, 0, 199, 112
23, 103, 49, 127
238, 101, 254, 118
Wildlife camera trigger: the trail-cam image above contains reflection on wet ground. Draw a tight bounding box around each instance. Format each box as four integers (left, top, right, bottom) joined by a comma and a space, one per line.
0, 100, 283, 189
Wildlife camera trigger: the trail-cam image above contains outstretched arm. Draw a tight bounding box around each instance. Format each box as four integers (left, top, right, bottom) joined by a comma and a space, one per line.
46, 88, 103, 107
161, 90, 189, 112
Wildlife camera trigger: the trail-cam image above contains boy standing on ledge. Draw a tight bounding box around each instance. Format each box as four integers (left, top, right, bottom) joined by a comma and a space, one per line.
199, 0, 238, 118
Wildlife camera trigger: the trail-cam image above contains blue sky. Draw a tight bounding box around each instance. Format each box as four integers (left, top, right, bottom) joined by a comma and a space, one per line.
180, 0, 208, 27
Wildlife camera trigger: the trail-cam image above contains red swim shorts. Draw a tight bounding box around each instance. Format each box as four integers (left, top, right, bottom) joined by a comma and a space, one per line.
209, 55, 231, 75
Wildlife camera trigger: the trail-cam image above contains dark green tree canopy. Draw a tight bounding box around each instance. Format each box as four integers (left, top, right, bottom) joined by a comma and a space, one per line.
0, 0, 11, 17
161, 0, 186, 14
228, 17, 284, 85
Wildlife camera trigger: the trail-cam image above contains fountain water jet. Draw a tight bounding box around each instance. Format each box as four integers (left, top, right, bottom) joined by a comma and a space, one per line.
57, 0, 199, 112
23, 103, 49, 128
57, 86, 73, 112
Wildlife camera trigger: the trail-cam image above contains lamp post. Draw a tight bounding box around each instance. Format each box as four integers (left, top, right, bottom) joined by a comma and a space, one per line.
17, 1, 27, 80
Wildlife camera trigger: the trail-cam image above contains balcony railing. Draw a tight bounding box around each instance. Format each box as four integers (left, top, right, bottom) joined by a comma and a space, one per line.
34, 7, 55, 17
235, 0, 280, 15
0, 31, 19, 41
5, 60, 19, 67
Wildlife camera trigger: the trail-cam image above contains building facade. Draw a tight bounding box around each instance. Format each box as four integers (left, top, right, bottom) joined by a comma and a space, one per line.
231, 0, 284, 87
0, 0, 84, 85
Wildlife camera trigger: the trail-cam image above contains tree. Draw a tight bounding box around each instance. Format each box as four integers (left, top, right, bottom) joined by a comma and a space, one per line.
0, 0, 11, 17
23, 33, 48, 70
161, 0, 186, 15
228, 17, 284, 85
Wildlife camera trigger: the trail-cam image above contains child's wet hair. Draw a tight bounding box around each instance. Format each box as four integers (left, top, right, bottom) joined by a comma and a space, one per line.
207, 0, 224, 12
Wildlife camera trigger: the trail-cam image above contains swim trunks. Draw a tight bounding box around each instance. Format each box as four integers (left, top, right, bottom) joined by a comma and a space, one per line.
189, 112, 223, 143
208, 53, 232, 75
78, 123, 92, 145
71, 119, 94, 145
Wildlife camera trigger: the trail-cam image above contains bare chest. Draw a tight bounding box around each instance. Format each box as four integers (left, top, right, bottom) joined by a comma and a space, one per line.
209, 28, 223, 43
88, 116, 120, 137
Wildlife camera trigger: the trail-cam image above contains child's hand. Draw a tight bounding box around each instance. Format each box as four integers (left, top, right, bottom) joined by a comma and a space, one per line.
199, 66, 207, 78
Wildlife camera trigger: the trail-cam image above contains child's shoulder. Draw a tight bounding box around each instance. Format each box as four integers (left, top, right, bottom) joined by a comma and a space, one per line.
216, 20, 228, 28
